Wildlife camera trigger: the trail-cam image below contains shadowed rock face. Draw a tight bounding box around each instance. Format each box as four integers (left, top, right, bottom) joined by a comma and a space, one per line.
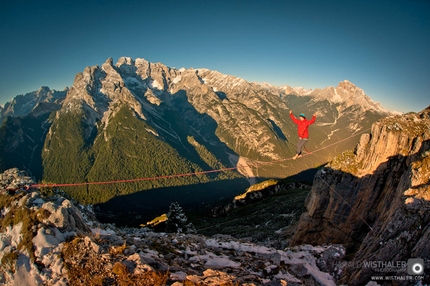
291, 106, 430, 285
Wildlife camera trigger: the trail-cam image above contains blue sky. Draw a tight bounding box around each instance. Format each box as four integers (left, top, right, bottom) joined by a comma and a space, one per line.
1, 0, 429, 112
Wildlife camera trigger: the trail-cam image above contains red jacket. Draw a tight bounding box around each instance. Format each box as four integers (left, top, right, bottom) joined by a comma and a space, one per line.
290, 113, 316, 139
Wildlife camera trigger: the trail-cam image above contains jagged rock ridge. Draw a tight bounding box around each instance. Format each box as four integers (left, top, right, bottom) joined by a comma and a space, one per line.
0, 86, 67, 123
291, 106, 430, 285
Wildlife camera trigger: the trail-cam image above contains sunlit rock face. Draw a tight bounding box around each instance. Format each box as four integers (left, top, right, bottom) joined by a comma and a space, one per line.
291, 106, 430, 285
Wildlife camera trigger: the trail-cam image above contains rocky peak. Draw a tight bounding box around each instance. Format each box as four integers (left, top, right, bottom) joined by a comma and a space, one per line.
114, 56, 181, 93
336, 79, 360, 92
116, 56, 135, 66
280, 85, 313, 96
62, 57, 147, 121
194, 69, 251, 94
0, 87, 67, 122
336, 80, 388, 113
278, 79, 391, 114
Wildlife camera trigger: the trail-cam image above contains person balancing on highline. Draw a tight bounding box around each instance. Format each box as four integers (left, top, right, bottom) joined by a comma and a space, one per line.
289, 110, 316, 160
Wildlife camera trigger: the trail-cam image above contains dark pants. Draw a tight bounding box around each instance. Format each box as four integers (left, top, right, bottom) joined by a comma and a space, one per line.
296, 138, 308, 155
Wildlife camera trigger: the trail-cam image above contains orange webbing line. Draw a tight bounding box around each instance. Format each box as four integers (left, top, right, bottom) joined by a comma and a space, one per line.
30, 167, 238, 188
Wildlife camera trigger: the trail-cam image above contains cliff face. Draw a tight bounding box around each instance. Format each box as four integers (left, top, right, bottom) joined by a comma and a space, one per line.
211, 180, 311, 217
291, 106, 430, 284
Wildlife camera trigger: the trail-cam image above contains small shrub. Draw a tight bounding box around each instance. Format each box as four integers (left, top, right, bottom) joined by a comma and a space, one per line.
112, 262, 129, 276
1, 250, 19, 273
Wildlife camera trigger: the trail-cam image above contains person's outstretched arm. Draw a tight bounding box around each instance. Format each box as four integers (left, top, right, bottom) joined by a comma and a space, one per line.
309, 113, 316, 125
289, 110, 300, 124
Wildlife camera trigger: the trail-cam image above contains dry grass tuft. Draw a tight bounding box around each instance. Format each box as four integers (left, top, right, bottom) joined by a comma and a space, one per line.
110, 240, 126, 255
1, 250, 19, 273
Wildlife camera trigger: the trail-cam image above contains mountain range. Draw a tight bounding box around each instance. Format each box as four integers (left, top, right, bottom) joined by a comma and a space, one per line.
0, 57, 394, 217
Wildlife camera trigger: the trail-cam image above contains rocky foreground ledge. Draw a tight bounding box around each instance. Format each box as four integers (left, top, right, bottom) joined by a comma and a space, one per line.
0, 168, 348, 286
